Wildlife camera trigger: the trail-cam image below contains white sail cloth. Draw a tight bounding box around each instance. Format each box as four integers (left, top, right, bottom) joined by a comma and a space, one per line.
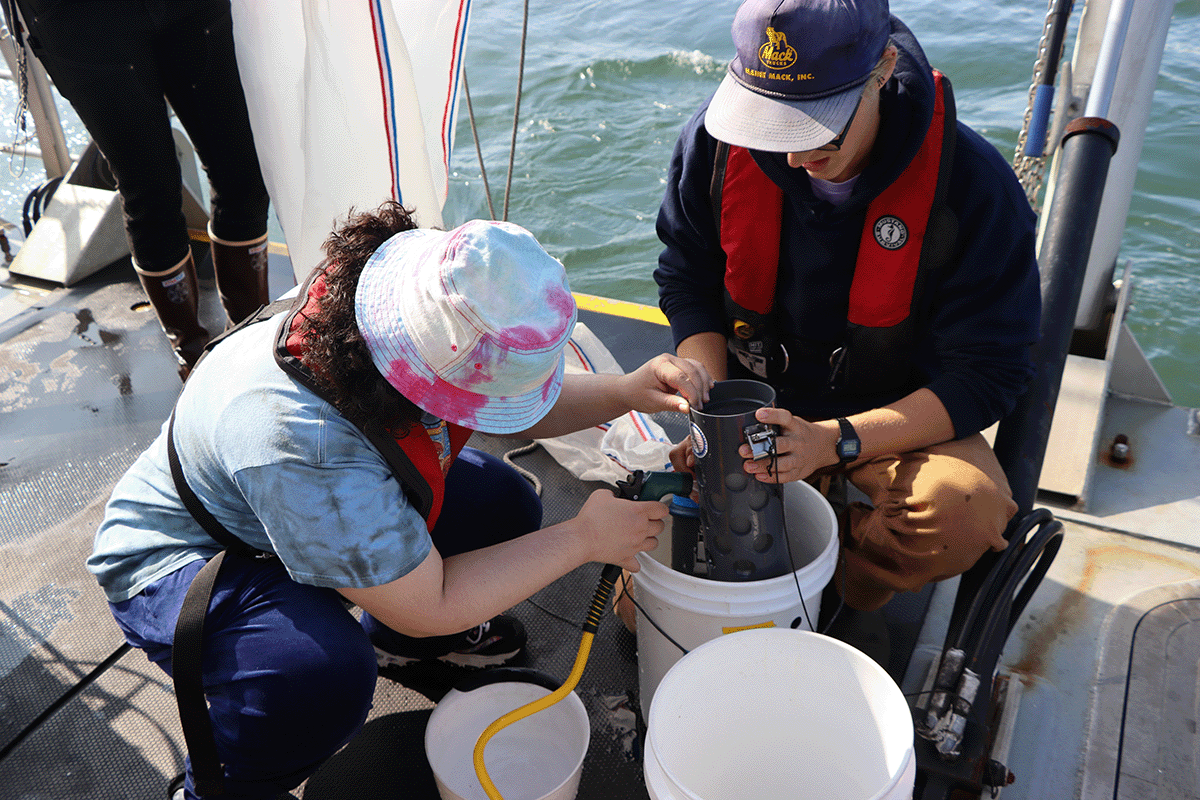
230, 0, 470, 282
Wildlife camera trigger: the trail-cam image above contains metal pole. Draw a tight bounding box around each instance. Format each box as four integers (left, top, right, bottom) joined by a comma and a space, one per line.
1084, 0, 1135, 118
992, 117, 1120, 514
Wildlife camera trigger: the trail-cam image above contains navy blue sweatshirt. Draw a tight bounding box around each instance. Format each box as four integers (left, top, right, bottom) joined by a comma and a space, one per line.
654, 18, 1040, 439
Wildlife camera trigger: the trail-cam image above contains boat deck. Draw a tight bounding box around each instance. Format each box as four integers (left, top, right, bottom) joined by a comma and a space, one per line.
2, 247, 1199, 799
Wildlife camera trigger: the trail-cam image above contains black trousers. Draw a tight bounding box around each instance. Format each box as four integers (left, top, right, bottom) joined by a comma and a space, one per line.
16, 0, 270, 269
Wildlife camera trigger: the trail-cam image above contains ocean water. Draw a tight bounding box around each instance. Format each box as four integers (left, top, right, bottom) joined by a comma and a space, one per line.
1, 0, 1196, 407
441, 0, 1200, 408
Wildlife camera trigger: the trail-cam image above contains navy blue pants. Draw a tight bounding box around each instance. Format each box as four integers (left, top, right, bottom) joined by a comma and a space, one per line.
109, 448, 543, 799
16, 0, 270, 269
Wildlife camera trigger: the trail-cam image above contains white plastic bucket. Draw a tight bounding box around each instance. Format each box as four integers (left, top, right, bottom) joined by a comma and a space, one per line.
424, 671, 590, 800
634, 480, 838, 711
644, 627, 915, 800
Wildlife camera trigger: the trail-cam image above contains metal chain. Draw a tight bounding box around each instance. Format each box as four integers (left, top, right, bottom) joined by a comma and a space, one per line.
1013, 0, 1063, 212
2, 1, 33, 178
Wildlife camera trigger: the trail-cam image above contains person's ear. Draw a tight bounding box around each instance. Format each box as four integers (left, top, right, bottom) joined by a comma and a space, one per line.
878, 45, 899, 86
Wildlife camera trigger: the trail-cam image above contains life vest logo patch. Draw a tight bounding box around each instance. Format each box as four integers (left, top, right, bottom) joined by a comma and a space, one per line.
690, 422, 708, 459
874, 216, 908, 250
758, 28, 797, 71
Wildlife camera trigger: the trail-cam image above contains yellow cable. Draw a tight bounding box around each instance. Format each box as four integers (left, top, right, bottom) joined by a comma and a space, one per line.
471, 565, 617, 800
472, 631, 595, 799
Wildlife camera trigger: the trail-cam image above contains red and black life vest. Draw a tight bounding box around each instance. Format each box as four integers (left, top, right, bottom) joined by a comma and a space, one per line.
712, 70, 958, 395
273, 269, 472, 528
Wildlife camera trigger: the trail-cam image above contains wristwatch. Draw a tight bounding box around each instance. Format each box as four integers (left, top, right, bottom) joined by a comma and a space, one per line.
835, 417, 860, 464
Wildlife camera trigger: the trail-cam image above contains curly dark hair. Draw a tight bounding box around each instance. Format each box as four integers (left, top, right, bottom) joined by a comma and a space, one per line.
294, 201, 425, 438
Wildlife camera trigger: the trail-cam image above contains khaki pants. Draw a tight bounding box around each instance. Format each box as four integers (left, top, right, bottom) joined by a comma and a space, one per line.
831, 433, 1015, 611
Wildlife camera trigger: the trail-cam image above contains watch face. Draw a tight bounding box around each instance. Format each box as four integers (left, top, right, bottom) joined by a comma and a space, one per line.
836, 418, 859, 462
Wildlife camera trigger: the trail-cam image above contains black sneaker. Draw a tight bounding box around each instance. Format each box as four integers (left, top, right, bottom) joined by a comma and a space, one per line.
373, 615, 527, 670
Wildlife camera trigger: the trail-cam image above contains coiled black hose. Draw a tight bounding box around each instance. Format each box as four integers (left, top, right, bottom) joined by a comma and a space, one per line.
22, 175, 61, 236
951, 507, 1063, 668
918, 507, 1063, 757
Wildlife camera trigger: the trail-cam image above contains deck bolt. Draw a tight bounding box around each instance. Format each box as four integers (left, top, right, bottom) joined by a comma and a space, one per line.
1110, 434, 1130, 463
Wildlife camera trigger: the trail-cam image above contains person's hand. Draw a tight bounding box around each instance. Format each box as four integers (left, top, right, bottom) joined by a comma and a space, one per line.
669, 436, 698, 483
619, 354, 713, 415
571, 489, 668, 572
738, 407, 838, 484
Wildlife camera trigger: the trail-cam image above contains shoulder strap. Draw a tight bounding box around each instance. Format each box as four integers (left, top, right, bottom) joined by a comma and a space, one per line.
271, 275, 438, 520
712, 141, 784, 316
166, 409, 263, 795
848, 71, 956, 327
166, 309, 280, 795
166, 411, 263, 557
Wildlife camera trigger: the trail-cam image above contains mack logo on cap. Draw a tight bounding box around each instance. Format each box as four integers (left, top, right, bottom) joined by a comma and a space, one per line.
758, 28, 797, 71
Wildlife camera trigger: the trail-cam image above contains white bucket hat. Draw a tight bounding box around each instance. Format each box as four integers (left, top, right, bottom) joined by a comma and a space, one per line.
354, 219, 577, 434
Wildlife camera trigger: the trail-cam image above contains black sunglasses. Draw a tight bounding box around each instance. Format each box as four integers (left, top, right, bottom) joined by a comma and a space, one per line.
814, 93, 864, 152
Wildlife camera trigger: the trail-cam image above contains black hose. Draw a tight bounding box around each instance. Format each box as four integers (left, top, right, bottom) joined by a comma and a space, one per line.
917, 508, 1063, 756
948, 508, 1055, 653
960, 512, 1063, 671
22, 176, 62, 236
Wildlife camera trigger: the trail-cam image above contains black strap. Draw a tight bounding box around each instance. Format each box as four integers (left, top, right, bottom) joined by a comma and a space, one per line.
166, 402, 270, 795
171, 552, 230, 797
167, 412, 262, 557
271, 275, 437, 519
709, 139, 730, 233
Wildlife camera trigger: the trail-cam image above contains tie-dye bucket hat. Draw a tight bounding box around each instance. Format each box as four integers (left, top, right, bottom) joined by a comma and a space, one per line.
354, 219, 577, 435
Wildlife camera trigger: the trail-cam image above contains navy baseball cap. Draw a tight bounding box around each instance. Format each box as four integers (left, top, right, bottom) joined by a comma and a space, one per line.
705, 0, 891, 152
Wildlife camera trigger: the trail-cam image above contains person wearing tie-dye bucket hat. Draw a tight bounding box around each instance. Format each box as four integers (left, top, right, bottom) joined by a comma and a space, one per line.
87, 201, 712, 800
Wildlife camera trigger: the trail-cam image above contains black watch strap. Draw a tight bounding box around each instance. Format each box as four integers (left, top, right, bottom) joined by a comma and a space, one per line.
835, 417, 860, 464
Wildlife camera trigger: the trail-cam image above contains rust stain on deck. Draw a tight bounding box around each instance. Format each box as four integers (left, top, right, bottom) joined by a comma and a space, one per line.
1008, 544, 1200, 683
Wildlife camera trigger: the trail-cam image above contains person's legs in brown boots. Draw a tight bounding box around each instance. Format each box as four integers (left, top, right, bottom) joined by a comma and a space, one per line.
134, 251, 210, 380
207, 222, 270, 328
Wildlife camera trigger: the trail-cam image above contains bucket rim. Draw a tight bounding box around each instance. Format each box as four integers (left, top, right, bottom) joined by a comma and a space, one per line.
646, 628, 914, 799
636, 480, 838, 598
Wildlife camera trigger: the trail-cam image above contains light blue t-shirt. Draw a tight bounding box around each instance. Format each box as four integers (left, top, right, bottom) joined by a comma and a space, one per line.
88, 313, 433, 603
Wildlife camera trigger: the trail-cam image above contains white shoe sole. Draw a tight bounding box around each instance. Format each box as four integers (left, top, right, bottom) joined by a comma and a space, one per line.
374, 645, 521, 671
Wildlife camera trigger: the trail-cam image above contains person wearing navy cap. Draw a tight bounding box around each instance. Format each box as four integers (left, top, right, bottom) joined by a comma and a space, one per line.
652, 0, 1042, 660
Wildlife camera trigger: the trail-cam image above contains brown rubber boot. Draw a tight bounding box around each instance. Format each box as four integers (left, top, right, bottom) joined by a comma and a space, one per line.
208, 222, 270, 327
134, 251, 211, 379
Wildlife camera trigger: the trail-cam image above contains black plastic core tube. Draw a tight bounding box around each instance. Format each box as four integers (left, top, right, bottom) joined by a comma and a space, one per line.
688, 379, 787, 581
